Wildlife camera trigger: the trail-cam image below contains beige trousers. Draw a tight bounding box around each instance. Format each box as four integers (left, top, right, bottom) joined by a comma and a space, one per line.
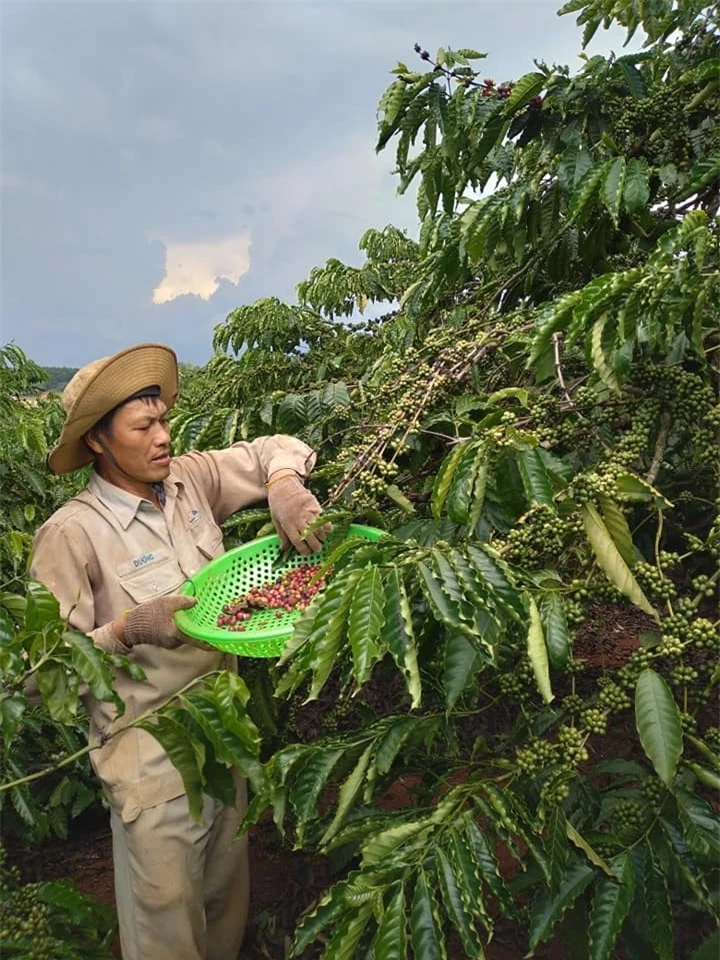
110, 781, 249, 960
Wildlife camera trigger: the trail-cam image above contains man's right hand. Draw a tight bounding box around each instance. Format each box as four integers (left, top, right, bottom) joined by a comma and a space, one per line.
118, 595, 197, 649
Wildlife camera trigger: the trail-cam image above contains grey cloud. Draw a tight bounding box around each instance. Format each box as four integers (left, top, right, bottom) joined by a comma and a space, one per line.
1, 0, 628, 366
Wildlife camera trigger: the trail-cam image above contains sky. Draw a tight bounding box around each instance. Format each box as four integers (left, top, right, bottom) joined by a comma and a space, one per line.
0, 0, 631, 368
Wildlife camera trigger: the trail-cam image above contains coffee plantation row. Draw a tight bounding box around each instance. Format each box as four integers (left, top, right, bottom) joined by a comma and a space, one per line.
1, 0, 718, 956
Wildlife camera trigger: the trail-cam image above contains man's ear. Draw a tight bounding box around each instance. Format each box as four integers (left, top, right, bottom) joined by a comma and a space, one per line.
84, 430, 103, 456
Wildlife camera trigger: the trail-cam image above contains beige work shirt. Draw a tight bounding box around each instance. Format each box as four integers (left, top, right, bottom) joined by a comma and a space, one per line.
30, 436, 316, 823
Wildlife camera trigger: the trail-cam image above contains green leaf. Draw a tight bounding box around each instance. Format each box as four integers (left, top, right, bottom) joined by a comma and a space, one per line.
10, 781, 37, 826
0, 691, 26, 739
566, 822, 613, 876
436, 845, 486, 958
685, 761, 720, 791
383, 567, 421, 708
677, 153, 720, 201
290, 747, 344, 841
443, 633, 480, 710
178, 690, 262, 789
67, 630, 117, 705
640, 841, 674, 960
375, 883, 407, 960
141, 715, 205, 820
516, 447, 554, 506
0, 607, 15, 645
614, 472, 671, 508
558, 144, 594, 191
580, 503, 656, 617
432, 442, 469, 518
306, 568, 364, 700
675, 788, 720, 860
588, 854, 635, 960
616, 60, 645, 97
529, 860, 596, 950
478, 783, 550, 883
540, 592, 571, 668
590, 314, 621, 394
417, 560, 467, 634
602, 156, 625, 225
321, 743, 373, 845
527, 597, 553, 704
598, 496, 635, 567
211, 672, 259, 753
385, 484, 415, 514
375, 716, 419, 776
361, 818, 432, 867
463, 544, 524, 620
635, 669, 683, 787
294, 879, 349, 954
322, 902, 374, 960
569, 161, 608, 222
36, 662, 76, 724
411, 869, 447, 960
348, 567, 385, 686
430, 547, 475, 624
658, 818, 715, 915
502, 71, 545, 115
547, 806, 569, 894
623, 157, 650, 214
447, 442, 487, 524
24, 582, 60, 631
464, 816, 513, 915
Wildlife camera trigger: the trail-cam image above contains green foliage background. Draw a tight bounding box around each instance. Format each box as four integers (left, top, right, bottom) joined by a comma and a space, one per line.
2, 0, 719, 957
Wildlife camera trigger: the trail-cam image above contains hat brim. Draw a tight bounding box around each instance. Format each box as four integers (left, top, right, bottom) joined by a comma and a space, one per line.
48, 344, 179, 474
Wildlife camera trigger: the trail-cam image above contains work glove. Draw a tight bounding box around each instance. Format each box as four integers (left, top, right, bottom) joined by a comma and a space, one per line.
266, 473, 331, 555
123, 595, 197, 649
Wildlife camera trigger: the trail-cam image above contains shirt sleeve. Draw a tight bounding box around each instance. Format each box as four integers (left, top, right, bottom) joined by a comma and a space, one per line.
30, 521, 128, 654
175, 434, 317, 523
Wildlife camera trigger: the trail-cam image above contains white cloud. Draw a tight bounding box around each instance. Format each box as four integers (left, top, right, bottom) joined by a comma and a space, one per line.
151, 233, 252, 304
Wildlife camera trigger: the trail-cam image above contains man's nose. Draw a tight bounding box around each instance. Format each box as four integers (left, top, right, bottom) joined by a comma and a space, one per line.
154, 423, 171, 444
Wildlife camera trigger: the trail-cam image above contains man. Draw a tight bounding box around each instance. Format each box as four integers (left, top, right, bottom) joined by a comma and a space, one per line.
30, 342, 329, 960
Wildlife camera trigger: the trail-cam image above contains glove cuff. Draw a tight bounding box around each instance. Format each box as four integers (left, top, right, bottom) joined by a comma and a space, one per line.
123, 607, 152, 647
264, 471, 302, 491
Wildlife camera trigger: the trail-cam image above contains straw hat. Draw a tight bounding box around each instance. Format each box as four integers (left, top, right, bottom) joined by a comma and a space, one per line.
48, 343, 179, 474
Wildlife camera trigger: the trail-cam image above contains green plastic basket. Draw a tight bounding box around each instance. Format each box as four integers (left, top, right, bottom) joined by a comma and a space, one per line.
174, 524, 384, 658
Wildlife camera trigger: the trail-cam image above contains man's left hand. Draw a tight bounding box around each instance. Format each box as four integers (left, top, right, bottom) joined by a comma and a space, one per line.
266, 472, 331, 555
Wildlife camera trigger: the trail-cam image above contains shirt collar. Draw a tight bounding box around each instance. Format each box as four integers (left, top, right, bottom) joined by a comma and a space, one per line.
88, 471, 182, 530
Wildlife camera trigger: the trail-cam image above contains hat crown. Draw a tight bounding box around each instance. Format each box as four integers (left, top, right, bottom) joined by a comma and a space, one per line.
62, 357, 110, 415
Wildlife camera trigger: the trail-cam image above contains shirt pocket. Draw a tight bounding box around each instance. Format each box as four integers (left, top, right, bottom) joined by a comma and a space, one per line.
194, 526, 225, 561
117, 554, 186, 603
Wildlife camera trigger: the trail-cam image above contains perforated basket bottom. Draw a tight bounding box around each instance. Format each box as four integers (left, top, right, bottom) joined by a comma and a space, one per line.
175, 525, 383, 658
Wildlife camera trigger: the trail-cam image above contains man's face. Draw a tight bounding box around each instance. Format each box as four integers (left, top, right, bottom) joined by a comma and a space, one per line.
92, 396, 172, 487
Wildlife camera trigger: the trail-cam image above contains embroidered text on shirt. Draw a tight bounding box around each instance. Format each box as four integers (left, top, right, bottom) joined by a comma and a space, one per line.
132, 553, 157, 568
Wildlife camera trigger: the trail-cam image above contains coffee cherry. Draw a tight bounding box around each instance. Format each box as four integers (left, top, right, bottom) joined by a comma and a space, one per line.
216, 564, 331, 629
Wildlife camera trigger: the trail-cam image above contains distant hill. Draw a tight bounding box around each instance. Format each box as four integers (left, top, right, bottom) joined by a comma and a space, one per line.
39, 366, 78, 392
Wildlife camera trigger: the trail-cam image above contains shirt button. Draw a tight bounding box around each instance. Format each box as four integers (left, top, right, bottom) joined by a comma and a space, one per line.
151, 583, 158, 592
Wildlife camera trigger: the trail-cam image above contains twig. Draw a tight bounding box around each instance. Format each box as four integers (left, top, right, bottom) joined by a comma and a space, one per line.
552, 332, 613, 453
0, 670, 223, 794
645, 409, 672, 487
552, 332, 574, 406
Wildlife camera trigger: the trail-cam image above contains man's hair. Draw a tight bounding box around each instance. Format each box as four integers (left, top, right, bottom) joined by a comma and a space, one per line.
87, 385, 162, 444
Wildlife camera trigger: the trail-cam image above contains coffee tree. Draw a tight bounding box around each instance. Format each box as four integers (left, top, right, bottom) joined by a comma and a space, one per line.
1, 0, 718, 956
164, 1, 719, 957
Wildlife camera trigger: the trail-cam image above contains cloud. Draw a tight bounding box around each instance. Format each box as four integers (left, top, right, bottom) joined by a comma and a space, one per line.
152, 233, 251, 304
0, 0, 633, 366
